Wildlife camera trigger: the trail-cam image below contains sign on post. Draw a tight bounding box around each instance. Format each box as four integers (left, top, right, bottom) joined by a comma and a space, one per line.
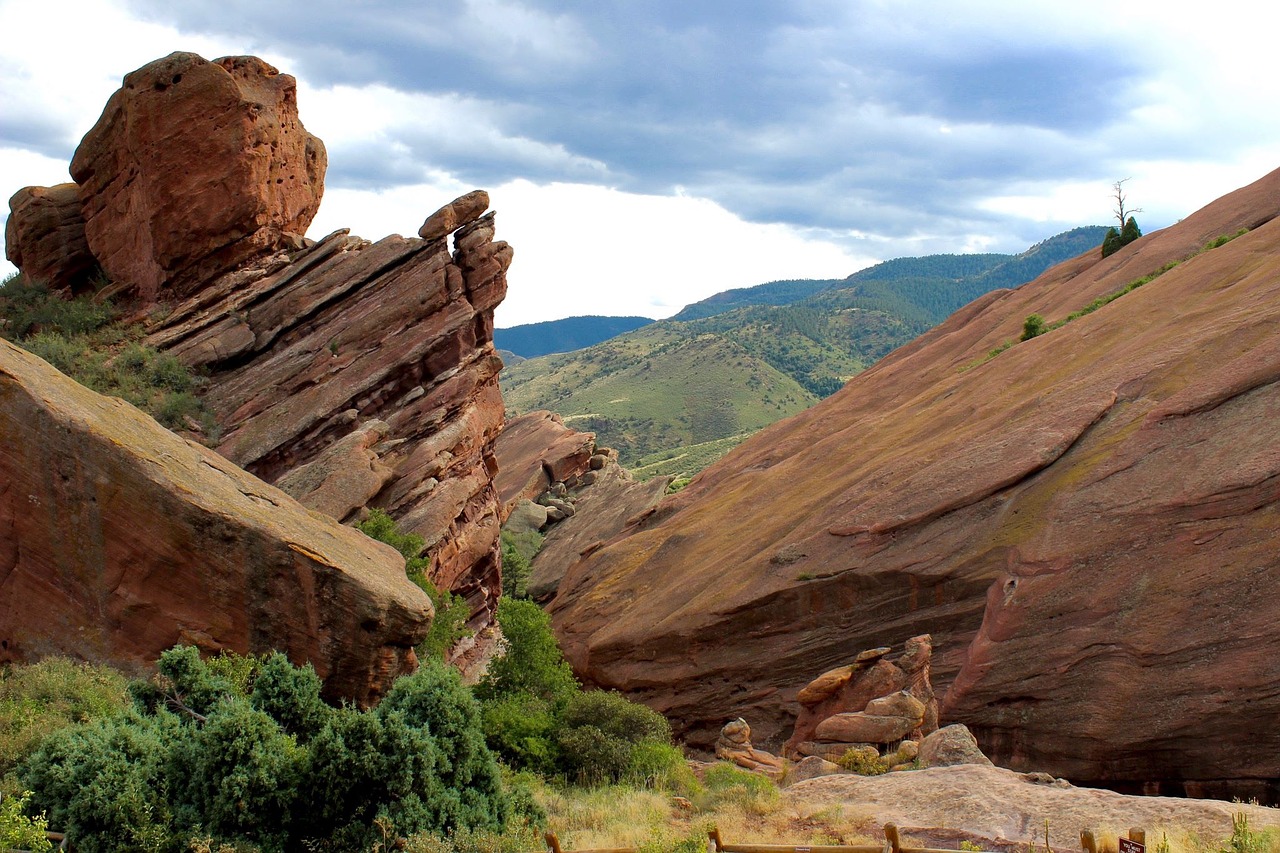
1119, 838, 1146, 853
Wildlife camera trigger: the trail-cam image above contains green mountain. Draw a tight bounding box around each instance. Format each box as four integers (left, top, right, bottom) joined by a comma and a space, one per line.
494, 315, 654, 358
501, 226, 1108, 478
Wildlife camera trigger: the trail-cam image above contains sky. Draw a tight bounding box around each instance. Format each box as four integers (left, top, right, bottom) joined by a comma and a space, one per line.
2, 1, 1278, 327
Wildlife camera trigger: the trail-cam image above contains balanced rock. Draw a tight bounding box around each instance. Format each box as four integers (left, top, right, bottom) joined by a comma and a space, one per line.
814, 712, 917, 745
69, 52, 326, 302
419, 190, 490, 241
0, 339, 429, 703
785, 653, 909, 758
4, 184, 96, 294
715, 718, 785, 779
796, 664, 855, 706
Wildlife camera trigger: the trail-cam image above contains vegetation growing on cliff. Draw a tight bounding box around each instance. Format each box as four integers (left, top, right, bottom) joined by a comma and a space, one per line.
0, 273, 215, 436
356, 508, 473, 661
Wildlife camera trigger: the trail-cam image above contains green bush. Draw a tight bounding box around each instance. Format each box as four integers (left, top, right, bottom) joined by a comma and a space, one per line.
475, 600, 578, 708
21, 648, 507, 852
1020, 313, 1046, 341
0, 658, 130, 782
499, 529, 543, 600
836, 747, 889, 776
0, 790, 52, 852
357, 509, 473, 660
481, 694, 560, 775
624, 741, 699, 795
556, 691, 672, 786
694, 763, 779, 814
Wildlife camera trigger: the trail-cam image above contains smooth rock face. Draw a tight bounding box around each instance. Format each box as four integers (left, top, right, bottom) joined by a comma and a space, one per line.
0, 339, 430, 703
4, 184, 96, 294
69, 52, 325, 301
814, 713, 917, 745
494, 410, 597, 517
547, 166, 1280, 796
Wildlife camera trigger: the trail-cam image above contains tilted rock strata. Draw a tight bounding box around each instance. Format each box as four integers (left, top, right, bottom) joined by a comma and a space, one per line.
547, 166, 1280, 797
69, 52, 325, 302
494, 410, 598, 517
0, 339, 430, 702
493, 411, 672, 601
146, 202, 512, 626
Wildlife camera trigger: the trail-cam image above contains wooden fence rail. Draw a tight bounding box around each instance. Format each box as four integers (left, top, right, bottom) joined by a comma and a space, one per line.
546, 823, 1151, 853
547, 822, 996, 853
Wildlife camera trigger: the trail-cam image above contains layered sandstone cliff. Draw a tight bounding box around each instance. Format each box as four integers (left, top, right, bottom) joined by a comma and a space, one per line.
3, 53, 511, 684
548, 167, 1280, 800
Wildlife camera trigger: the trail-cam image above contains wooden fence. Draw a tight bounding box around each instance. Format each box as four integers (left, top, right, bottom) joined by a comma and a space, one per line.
545, 822, 1152, 853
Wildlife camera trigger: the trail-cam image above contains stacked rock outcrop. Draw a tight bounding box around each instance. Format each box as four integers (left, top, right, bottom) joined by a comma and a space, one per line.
493, 410, 671, 601
3, 53, 512, 684
785, 636, 940, 764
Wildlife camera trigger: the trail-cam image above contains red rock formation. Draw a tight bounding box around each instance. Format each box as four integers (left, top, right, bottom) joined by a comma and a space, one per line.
547, 166, 1280, 798
69, 52, 325, 302
0, 339, 430, 703
493, 410, 673, 601
4, 184, 96, 295
140, 202, 511, 625
6, 53, 513, 669
494, 410, 597, 517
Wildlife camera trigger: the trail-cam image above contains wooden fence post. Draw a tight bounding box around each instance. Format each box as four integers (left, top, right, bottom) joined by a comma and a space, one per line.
545, 830, 563, 853
1129, 830, 1146, 845
1082, 830, 1098, 853
708, 825, 724, 852
884, 823, 902, 853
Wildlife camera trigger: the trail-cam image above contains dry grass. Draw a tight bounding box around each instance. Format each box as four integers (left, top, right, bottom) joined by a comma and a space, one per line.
536, 768, 881, 850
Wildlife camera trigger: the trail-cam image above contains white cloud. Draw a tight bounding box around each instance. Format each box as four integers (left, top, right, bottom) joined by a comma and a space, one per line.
310, 179, 871, 327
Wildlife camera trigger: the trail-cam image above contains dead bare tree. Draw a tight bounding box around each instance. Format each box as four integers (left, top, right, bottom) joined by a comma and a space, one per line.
1112, 178, 1143, 229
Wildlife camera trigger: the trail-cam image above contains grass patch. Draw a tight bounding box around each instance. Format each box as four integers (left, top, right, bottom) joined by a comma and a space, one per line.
0, 275, 218, 438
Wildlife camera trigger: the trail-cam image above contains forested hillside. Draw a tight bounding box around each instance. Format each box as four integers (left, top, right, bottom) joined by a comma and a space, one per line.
502, 226, 1108, 477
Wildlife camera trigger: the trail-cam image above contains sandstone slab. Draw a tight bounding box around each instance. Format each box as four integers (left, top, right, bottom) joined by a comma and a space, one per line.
814, 713, 917, 745
0, 339, 430, 703
5, 184, 96, 294
548, 166, 1280, 798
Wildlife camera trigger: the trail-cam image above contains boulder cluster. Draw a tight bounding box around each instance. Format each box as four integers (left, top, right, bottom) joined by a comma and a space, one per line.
785, 636, 941, 763
493, 410, 672, 600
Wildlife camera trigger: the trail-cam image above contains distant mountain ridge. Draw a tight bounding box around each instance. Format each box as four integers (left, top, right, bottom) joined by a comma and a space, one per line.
495, 315, 654, 358
501, 226, 1109, 476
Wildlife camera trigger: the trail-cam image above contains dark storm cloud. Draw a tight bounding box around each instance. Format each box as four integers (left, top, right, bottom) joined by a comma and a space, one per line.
116, 0, 1150, 249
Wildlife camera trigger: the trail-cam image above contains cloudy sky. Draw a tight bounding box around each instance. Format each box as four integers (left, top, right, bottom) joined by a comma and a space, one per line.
2, 1, 1277, 326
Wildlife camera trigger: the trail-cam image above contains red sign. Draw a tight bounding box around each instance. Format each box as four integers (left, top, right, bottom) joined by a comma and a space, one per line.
1120, 839, 1146, 853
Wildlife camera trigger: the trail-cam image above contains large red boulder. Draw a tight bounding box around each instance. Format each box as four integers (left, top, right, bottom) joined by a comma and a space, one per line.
4, 184, 96, 294
69, 52, 325, 302
0, 338, 430, 703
